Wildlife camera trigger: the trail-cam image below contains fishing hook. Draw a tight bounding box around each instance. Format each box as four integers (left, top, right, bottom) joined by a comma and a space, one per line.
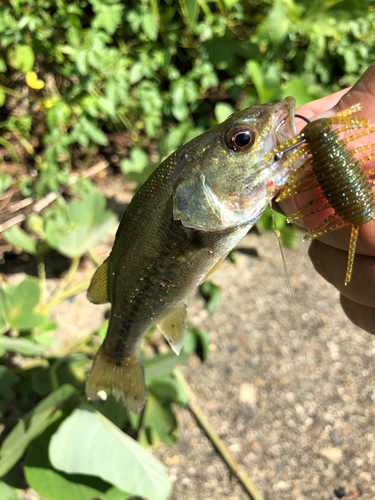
274, 114, 311, 161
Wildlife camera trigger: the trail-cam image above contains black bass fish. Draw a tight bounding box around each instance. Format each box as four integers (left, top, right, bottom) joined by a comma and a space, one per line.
86, 98, 297, 413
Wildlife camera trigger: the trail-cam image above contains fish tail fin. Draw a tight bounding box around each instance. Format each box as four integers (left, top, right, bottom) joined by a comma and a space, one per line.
86, 348, 146, 414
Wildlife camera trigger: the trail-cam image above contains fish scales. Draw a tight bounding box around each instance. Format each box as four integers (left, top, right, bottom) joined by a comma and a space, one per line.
86, 99, 297, 413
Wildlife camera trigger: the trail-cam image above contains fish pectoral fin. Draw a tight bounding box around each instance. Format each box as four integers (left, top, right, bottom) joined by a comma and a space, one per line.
86, 349, 146, 414
157, 301, 188, 355
87, 256, 110, 304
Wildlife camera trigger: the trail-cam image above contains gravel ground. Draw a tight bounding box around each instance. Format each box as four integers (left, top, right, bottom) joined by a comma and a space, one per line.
153, 230, 375, 500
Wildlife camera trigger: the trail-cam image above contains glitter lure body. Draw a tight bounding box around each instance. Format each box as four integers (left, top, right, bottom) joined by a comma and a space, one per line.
265, 104, 375, 284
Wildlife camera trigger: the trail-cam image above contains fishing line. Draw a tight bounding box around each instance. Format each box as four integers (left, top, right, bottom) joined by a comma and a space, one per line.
269, 204, 300, 331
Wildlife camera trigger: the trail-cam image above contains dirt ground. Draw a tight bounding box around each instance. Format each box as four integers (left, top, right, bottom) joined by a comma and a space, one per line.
4, 173, 375, 500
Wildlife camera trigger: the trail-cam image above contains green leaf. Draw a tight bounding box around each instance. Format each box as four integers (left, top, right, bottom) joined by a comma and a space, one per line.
79, 116, 109, 146
31, 355, 86, 396
144, 350, 190, 381
148, 376, 188, 406
34, 321, 57, 346
92, 2, 124, 35
25, 420, 129, 500
0, 384, 78, 477
0, 481, 18, 500
140, 392, 177, 446
8, 45, 35, 73
45, 191, 117, 258
279, 223, 301, 250
282, 78, 314, 107
0, 90, 5, 107
49, 403, 172, 500
51, 215, 117, 258
0, 366, 19, 400
142, 13, 159, 41
26, 214, 45, 237
0, 337, 45, 357
120, 147, 149, 174
264, 0, 289, 45
3, 226, 37, 255
257, 206, 273, 234
246, 60, 265, 103
214, 102, 235, 124
0, 173, 12, 194
185, 327, 210, 362
200, 280, 221, 312
0, 278, 47, 330
0, 58, 7, 72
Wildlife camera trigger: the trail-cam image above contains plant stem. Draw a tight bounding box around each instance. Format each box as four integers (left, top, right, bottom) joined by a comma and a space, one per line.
0, 84, 23, 98
48, 332, 94, 358
173, 368, 264, 500
87, 250, 101, 268
82, 142, 96, 169
46, 255, 81, 309
37, 258, 46, 303
45, 275, 92, 311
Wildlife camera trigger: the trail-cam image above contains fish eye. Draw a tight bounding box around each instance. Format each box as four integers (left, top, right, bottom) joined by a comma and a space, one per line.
225, 125, 256, 152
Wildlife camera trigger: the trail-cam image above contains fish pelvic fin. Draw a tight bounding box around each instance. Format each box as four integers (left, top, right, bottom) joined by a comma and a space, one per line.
157, 301, 188, 355
87, 256, 110, 304
86, 349, 146, 414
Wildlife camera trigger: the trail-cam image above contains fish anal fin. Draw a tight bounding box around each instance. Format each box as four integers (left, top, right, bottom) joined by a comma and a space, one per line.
157, 301, 188, 355
86, 349, 146, 414
87, 256, 110, 304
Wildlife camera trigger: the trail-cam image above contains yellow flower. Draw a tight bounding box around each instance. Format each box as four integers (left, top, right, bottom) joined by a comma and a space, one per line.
26, 71, 45, 90
43, 99, 53, 108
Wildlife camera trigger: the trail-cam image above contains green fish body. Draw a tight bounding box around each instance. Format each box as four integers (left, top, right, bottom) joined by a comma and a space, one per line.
86, 98, 296, 413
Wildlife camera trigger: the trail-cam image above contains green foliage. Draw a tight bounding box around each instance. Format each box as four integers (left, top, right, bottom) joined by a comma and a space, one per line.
0, 173, 12, 195
0, 480, 18, 500
0, 384, 78, 477
183, 327, 211, 362
25, 421, 129, 500
0, 278, 47, 331
49, 404, 171, 500
44, 189, 117, 258
200, 280, 222, 312
0, 0, 373, 198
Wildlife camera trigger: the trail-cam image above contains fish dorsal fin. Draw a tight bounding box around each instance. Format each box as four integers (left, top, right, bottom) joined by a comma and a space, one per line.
87, 256, 110, 304
157, 301, 188, 355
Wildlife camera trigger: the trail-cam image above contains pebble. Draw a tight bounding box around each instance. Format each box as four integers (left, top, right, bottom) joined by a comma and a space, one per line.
273, 480, 291, 491
239, 383, 257, 406
320, 447, 343, 463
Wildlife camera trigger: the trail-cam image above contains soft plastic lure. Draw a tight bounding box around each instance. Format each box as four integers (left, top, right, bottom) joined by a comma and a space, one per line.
265, 104, 375, 284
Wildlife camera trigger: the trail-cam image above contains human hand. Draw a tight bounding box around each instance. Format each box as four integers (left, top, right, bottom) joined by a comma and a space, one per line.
278, 63, 375, 335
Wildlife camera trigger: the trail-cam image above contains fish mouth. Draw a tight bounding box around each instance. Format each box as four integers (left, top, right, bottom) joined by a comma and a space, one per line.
273, 96, 297, 147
